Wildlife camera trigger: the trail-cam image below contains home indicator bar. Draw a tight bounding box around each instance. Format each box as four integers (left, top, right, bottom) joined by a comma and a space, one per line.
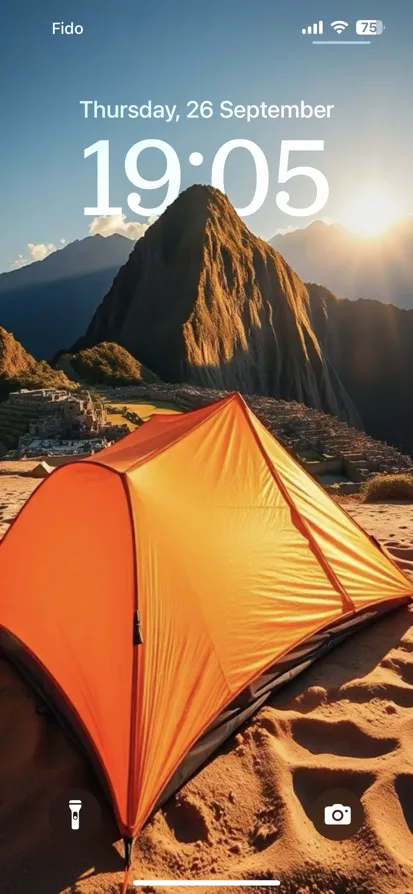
133, 882, 281, 888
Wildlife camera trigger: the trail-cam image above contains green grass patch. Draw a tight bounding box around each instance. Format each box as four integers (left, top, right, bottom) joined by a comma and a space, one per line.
110, 400, 180, 419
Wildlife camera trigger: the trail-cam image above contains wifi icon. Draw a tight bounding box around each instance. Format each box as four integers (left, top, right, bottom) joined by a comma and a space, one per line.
330, 20, 349, 34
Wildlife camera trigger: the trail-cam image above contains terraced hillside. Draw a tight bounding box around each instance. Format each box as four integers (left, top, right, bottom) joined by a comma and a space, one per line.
0, 403, 34, 454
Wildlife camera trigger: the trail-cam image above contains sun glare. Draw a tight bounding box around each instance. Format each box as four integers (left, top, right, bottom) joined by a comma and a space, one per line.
341, 187, 400, 237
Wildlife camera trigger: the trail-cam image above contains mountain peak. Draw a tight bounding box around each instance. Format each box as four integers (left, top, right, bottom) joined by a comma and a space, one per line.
74, 189, 359, 425
146, 184, 245, 245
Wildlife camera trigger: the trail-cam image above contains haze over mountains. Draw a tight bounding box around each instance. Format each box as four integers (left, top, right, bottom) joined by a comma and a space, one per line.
0, 234, 133, 359
270, 220, 413, 310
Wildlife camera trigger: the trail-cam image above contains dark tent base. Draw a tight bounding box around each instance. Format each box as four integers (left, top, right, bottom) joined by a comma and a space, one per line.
155, 594, 410, 809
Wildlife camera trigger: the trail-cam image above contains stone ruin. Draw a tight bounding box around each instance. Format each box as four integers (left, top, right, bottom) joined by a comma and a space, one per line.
4, 388, 129, 458
9, 388, 106, 439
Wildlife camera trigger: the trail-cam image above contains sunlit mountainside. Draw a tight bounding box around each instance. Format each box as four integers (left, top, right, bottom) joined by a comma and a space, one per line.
56, 343, 160, 387
0, 327, 71, 398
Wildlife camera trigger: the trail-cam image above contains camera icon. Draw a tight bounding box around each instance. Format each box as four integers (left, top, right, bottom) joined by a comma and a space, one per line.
324, 804, 352, 825
311, 789, 363, 840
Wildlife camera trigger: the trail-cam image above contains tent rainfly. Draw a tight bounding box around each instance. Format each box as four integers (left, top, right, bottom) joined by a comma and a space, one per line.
1, 393, 412, 878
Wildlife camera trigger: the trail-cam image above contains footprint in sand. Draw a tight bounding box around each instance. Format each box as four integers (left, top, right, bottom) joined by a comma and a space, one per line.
333, 680, 413, 708
388, 545, 413, 562
292, 766, 375, 817
398, 639, 413, 654
162, 780, 280, 860
163, 794, 211, 843
395, 774, 413, 835
290, 717, 397, 758
249, 812, 279, 851
381, 655, 413, 686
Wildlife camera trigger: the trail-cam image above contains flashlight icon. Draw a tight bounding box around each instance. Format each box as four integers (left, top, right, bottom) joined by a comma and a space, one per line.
356, 20, 385, 35
68, 799, 82, 830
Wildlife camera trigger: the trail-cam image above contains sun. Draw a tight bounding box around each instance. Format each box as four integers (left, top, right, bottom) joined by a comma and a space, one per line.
341, 187, 400, 237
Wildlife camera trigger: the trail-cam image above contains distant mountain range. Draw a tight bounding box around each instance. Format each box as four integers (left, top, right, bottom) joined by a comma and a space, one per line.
270, 219, 413, 310
0, 234, 134, 359
3, 216, 412, 364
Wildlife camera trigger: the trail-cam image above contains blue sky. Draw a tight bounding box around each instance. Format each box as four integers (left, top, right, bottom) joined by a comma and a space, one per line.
1, 0, 412, 272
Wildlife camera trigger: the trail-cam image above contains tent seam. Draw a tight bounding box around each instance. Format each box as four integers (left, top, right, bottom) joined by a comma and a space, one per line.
121, 466, 232, 837
236, 398, 413, 589
120, 472, 141, 833
122, 394, 236, 474
0, 462, 137, 836
237, 395, 355, 613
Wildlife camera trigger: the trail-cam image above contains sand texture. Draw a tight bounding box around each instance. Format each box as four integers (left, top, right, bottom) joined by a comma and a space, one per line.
0, 465, 41, 539
1, 476, 413, 894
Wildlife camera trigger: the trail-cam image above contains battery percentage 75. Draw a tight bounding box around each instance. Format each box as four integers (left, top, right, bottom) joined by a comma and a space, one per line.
356, 20, 385, 35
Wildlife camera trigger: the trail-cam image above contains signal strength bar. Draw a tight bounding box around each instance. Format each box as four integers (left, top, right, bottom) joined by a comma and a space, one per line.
302, 21, 323, 35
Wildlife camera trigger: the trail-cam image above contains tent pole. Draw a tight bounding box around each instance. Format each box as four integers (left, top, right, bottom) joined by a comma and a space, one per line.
120, 836, 133, 892
121, 865, 131, 893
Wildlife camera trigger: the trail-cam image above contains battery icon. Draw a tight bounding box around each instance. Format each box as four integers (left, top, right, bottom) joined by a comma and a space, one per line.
356, 19, 384, 35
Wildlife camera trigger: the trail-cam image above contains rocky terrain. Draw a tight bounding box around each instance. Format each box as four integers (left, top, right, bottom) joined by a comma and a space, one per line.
75, 186, 359, 427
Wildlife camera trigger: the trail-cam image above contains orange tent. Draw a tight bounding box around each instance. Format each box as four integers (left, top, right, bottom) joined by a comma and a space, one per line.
0, 393, 412, 861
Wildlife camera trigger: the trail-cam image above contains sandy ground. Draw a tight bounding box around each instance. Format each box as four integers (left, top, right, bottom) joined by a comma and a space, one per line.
0, 463, 42, 539
339, 499, 413, 579
1, 473, 413, 894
